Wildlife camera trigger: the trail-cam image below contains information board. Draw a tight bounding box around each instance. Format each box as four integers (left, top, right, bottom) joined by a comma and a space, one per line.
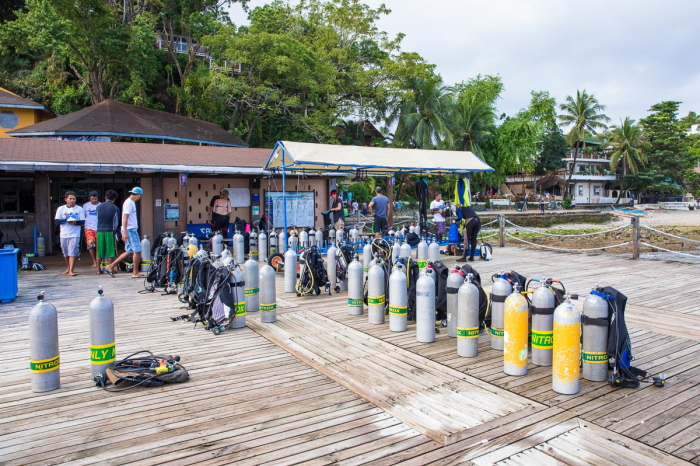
222, 188, 251, 207
265, 192, 315, 228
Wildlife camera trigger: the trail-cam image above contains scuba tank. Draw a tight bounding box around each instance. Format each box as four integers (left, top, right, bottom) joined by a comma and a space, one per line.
258, 231, 268, 262
249, 230, 258, 261
553, 294, 581, 394
347, 255, 364, 315
457, 273, 480, 357
582, 285, 609, 382
387, 229, 395, 237
308, 228, 316, 247
362, 240, 372, 280
269, 230, 277, 254
315, 228, 324, 249
490, 271, 512, 351
416, 238, 428, 269
531, 277, 556, 366
228, 265, 246, 329
212, 232, 224, 256
415, 223, 421, 237
399, 242, 411, 260
244, 257, 259, 313
278, 231, 286, 252
299, 229, 309, 248
391, 238, 400, 264
140, 236, 152, 272
37, 233, 46, 257
283, 249, 296, 293
329, 227, 336, 245
195, 245, 207, 259
446, 266, 464, 338
428, 239, 440, 263
29, 292, 60, 392
504, 283, 529, 376
416, 274, 435, 343
367, 260, 385, 325
327, 244, 338, 293
336, 227, 344, 244
350, 226, 359, 244
400, 226, 406, 239
188, 234, 197, 247
389, 263, 407, 332
233, 230, 245, 263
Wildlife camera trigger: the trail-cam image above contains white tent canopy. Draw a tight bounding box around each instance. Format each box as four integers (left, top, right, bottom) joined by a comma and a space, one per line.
264, 141, 493, 175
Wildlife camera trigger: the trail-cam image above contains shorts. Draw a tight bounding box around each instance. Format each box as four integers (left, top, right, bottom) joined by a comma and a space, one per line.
97, 231, 116, 259
125, 228, 142, 253
60, 237, 79, 257
85, 229, 97, 249
436, 221, 446, 234
373, 216, 388, 234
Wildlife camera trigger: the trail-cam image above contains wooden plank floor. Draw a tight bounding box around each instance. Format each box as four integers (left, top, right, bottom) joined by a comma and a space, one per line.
248, 310, 542, 445
1, 245, 699, 465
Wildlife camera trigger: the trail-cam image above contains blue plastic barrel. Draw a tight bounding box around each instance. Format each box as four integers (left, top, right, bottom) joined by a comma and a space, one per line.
0, 248, 19, 303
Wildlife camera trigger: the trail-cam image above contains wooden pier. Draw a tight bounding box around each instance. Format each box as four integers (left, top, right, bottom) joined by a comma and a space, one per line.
1, 247, 699, 465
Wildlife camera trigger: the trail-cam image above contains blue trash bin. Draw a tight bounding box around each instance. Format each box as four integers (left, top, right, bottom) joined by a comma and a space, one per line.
0, 248, 19, 303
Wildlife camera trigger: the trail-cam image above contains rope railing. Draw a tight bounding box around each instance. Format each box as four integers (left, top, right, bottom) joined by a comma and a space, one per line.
506, 233, 631, 252
640, 242, 700, 259
480, 219, 499, 227
641, 225, 700, 244
504, 219, 632, 238
478, 232, 499, 239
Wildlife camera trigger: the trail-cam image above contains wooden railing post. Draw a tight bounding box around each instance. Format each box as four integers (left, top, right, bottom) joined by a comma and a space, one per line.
632, 217, 640, 260
499, 214, 505, 248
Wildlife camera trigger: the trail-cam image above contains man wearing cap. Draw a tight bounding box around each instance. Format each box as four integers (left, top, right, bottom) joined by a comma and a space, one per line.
82, 190, 101, 269
369, 186, 390, 238
109, 187, 144, 278
330, 190, 345, 224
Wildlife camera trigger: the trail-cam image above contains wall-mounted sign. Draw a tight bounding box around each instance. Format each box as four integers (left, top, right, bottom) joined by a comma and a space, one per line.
252, 206, 260, 216
389, 176, 396, 187
179, 173, 188, 186
165, 203, 179, 220
155, 199, 162, 207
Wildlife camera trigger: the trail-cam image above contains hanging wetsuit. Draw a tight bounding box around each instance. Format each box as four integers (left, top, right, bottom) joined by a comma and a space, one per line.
458, 206, 480, 262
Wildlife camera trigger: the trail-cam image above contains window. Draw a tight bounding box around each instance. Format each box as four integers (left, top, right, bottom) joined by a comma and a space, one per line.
0, 111, 19, 129
578, 186, 584, 196
593, 186, 601, 195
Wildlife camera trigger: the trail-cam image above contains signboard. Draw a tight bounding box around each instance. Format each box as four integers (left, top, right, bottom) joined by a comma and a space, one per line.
187, 223, 234, 239
164, 203, 179, 220
265, 192, 315, 228
222, 188, 251, 207
179, 174, 188, 186
155, 199, 162, 207
252, 206, 259, 216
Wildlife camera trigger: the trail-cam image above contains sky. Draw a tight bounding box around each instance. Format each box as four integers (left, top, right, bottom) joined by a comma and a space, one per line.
228, 0, 700, 126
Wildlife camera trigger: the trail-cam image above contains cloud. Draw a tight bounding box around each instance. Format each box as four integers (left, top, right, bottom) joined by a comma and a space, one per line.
228, 0, 700, 123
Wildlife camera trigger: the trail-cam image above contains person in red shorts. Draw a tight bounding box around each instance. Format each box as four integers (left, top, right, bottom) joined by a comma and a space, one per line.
82, 190, 101, 269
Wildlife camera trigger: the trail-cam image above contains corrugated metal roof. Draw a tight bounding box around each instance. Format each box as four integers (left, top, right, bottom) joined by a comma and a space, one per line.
7, 99, 245, 147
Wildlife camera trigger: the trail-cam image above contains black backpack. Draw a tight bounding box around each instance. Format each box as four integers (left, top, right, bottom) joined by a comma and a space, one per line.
431, 261, 450, 320
460, 264, 489, 324
406, 258, 421, 320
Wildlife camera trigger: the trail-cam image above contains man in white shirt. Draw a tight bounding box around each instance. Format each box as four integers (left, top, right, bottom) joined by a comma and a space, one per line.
54, 190, 85, 276
430, 193, 446, 241
109, 187, 144, 278
82, 190, 101, 269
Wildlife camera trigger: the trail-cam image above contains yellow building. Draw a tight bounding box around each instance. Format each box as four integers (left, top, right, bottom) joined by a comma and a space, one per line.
0, 87, 54, 138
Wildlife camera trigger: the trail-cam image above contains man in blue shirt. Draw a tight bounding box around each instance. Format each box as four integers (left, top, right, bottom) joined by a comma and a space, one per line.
369, 186, 390, 238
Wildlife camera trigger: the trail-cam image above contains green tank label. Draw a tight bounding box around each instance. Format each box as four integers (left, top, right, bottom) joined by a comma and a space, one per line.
30, 355, 60, 373
90, 342, 116, 365
234, 302, 246, 316
457, 327, 479, 338
348, 299, 364, 307
389, 305, 407, 315
367, 295, 385, 305
260, 303, 276, 312
417, 260, 427, 269
363, 267, 368, 272
531, 330, 553, 349
245, 287, 259, 296
582, 351, 608, 364
489, 327, 504, 338
141, 260, 151, 265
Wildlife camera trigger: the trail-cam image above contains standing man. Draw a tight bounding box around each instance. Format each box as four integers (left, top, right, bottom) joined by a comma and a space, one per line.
96, 190, 120, 276
430, 192, 446, 241
329, 190, 345, 224
361, 201, 368, 216
54, 191, 85, 276
352, 199, 359, 216
82, 190, 101, 269
368, 186, 389, 238
109, 187, 144, 278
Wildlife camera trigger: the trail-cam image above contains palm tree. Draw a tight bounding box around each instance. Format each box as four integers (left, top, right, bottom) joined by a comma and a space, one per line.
610, 117, 646, 203
447, 91, 494, 157
390, 77, 452, 149
558, 90, 610, 196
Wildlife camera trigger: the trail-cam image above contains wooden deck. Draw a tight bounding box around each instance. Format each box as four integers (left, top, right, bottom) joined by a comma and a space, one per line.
1, 246, 699, 465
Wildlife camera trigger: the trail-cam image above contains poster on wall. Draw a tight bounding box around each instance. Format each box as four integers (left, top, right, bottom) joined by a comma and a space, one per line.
265, 192, 315, 228
222, 188, 251, 207
164, 203, 179, 220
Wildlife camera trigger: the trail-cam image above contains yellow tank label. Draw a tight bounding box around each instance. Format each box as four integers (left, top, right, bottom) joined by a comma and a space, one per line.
90, 342, 116, 365
532, 330, 553, 349
582, 351, 608, 364
260, 303, 276, 312
553, 321, 581, 383
457, 327, 479, 338
244, 287, 259, 296
30, 355, 60, 373
367, 295, 385, 305
234, 302, 246, 316
389, 305, 407, 315
348, 299, 364, 307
